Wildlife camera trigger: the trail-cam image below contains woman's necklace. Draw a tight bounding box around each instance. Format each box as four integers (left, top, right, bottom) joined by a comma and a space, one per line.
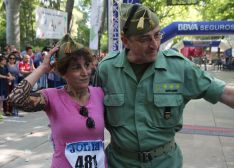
65, 85, 95, 128
64, 85, 90, 106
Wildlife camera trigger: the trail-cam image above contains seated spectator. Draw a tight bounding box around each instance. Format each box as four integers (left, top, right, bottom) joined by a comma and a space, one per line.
18, 55, 33, 82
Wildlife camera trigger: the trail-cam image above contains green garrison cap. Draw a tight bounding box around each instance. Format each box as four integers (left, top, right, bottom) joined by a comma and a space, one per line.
120, 4, 159, 37
56, 34, 83, 60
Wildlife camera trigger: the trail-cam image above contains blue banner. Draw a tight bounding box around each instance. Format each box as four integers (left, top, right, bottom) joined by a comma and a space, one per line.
224, 48, 232, 57
183, 40, 221, 47
161, 21, 234, 43
123, 0, 140, 3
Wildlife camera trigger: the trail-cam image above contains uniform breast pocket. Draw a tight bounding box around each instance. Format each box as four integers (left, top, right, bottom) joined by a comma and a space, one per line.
104, 94, 125, 126
152, 94, 184, 128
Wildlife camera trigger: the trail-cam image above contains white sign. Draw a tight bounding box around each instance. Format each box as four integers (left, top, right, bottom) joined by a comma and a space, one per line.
36, 7, 67, 39
65, 140, 105, 168
89, 0, 104, 50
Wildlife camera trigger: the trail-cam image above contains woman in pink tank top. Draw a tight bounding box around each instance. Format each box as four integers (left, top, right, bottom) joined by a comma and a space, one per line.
8, 34, 107, 168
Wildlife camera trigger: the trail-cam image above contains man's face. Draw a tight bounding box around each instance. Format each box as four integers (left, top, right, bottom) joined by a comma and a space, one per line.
24, 56, 30, 63
27, 49, 33, 56
122, 26, 161, 64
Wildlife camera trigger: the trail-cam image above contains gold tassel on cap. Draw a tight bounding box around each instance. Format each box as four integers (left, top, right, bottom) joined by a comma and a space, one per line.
149, 12, 155, 29
150, 20, 154, 29
137, 10, 146, 30
64, 42, 72, 54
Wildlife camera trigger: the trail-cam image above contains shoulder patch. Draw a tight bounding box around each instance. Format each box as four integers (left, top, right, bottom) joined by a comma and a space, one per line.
163, 49, 185, 59
99, 51, 120, 63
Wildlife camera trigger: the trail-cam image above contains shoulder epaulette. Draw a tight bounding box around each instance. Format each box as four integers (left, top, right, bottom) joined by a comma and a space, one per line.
163, 49, 185, 59
99, 51, 120, 64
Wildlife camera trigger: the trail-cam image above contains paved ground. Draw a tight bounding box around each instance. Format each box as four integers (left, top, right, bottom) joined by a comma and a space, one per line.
1, 65, 234, 168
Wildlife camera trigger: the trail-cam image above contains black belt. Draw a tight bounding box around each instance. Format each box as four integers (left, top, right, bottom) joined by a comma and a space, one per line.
111, 139, 175, 162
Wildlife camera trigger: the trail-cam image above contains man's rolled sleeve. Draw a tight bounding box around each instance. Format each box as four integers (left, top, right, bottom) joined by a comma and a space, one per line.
203, 78, 226, 104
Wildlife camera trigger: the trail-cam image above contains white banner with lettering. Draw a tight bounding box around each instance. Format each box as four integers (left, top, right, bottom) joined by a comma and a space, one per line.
89, 0, 104, 50
35, 7, 67, 39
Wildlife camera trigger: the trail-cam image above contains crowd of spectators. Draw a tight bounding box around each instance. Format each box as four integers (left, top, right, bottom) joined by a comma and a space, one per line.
0, 44, 104, 117
0, 44, 102, 117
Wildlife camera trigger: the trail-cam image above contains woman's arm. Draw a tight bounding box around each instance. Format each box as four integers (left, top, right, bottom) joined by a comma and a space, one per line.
19, 69, 32, 75
8, 80, 47, 112
0, 74, 8, 79
0, 72, 14, 80
7, 47, 59, 112
8, 72, 15, 80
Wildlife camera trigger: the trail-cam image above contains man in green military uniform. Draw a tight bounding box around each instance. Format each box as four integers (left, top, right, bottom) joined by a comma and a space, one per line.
94, 4, 234, 168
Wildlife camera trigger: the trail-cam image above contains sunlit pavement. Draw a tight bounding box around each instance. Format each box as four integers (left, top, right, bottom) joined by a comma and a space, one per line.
0, 64, 234, 168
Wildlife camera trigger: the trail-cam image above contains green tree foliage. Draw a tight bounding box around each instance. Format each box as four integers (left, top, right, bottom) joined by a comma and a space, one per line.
141, 0, 201, 27
141, 0, 234, 45
100, 31, 107, 53
219, 1, 234, 20
0, 0, 6, 49
76, 15, 90, 47
40, 0, 61, 9
20, 0, 39, 49
78, 0, 90, 6
197, 0, 234, 21
75, 0, 90, 47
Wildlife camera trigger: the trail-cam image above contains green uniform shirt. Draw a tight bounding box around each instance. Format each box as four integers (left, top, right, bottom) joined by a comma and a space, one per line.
95, 49, 225, 168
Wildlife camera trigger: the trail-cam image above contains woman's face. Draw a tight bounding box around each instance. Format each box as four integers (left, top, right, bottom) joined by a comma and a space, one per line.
63, 57, 92, 90
0, 58, 7, 65
8, 55, 16, 64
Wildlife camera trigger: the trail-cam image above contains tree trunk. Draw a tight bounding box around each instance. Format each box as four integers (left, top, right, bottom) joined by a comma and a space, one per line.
65, 0, 74, 33
4, 0, 21, 50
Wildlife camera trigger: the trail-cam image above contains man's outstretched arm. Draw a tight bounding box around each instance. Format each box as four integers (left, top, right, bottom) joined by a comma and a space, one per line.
220, 84, 234, 108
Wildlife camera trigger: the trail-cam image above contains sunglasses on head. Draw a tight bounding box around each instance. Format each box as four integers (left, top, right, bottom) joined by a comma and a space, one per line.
79, 106, 95, 128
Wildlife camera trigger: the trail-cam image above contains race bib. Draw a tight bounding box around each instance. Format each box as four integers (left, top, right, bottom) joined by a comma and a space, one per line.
65, 140, 105, 168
